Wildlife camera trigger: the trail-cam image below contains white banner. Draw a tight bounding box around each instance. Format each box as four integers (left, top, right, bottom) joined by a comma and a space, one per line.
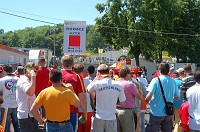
63, 21, 86, 54
29, 50, 41, 64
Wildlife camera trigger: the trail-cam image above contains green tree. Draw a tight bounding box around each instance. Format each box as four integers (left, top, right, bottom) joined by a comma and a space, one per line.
86, 25, 106, 53
95, 0, 144, 66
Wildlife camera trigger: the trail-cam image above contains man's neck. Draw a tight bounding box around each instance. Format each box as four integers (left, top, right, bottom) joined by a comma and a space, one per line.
52, 82, 61, 87
5, 73, 14, 76
63, 67, 72, 70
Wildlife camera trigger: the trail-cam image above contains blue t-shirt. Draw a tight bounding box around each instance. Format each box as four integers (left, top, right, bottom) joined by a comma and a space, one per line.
173, 78, 183, 108
147, 75, 180, 116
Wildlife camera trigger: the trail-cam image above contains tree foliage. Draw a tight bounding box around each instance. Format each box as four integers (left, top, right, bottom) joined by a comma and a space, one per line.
95, 0, 200, 65
0, 24, 106, 58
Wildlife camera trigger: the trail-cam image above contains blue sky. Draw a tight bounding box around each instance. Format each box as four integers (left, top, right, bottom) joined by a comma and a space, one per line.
0, 0, 106, 32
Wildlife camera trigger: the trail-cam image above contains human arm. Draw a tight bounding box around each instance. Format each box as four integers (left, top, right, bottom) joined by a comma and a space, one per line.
145, 92, 153, 102
72, 93, 81, 108
30, 102, 45, 124
174, 96, 180, 101
118, 101, 125, 107
131, 78, 143, 100
145, 78, 157, 102
26, 71, 36, 96
78, 92, 87, 120
118, 85, 126, 107
76, 74, 87, 120
174, 81, 180, 101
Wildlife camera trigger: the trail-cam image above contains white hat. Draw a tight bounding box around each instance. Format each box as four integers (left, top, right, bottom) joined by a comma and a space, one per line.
177, 68, 184, 73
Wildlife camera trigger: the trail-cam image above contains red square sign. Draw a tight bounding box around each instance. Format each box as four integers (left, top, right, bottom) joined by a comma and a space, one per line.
69, 35, 80, 46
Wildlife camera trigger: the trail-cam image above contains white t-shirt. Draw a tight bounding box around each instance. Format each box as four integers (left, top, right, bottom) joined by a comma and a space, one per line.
16, 75, 36, 119
0, 75, 19, 108
78, 76, 93, 112
87, 77, 126, 120
187, 83, 200, 130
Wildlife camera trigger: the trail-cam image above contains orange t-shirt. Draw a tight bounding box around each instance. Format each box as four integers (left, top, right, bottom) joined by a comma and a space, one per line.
34, 86, 78, 121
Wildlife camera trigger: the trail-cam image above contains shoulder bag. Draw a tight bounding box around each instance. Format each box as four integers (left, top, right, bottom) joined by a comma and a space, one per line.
158, 77, 174, 115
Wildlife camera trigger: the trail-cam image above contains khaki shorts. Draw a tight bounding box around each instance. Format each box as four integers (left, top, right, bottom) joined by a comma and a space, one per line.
92, 117, 117, 132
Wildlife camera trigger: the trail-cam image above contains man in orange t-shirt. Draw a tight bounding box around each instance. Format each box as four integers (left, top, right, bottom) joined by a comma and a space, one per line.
31, 69, 80, 132
61, 55, 87, 132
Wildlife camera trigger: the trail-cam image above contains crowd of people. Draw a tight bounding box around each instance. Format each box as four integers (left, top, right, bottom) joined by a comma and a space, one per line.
0, 55, 199, 132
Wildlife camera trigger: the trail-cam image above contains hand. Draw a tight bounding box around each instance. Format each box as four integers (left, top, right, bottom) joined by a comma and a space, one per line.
44, 118, 47, 124
39, 118, 47, 125
82, 113, 87, 121
30, 70, 36, 77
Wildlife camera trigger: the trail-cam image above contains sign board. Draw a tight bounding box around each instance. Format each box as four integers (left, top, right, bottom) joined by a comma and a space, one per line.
29, 50, 41, 64
63, 21, 86, 54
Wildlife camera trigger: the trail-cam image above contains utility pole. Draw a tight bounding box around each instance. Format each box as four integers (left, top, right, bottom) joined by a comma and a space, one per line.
53, 25, 56, 65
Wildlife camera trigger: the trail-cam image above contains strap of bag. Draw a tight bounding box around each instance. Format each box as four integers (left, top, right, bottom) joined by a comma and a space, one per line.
158, 77, 167, 105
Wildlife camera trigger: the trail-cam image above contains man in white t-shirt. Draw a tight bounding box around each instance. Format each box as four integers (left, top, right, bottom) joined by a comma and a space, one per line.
87, 64, 126, 132
16, 63, 39, 132
0, 65, 20, 132
187, 70, 200, 131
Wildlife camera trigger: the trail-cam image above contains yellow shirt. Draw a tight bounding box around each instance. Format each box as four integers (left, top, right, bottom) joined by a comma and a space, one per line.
34, 86, 78, 121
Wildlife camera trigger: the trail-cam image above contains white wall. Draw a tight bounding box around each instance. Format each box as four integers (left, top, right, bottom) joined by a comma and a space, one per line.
0, 49, 29, 66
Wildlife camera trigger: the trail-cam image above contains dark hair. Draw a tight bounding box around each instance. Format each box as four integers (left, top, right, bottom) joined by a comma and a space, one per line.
119, 66, 130, 78
38, 57, 46, 63
158, 63, 169, 75
74, 63, 84, 74
0, 96, 3, 104
87, 65, 95, 74
183, 64, 192, 73
50, 69, 62, 83
18, 69, 25, 75
137, 67, 143, 76
3, 65, 13, 73
194, 70, 200, 83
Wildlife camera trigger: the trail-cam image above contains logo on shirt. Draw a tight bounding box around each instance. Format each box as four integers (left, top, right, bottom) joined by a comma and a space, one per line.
98, 86, 121, 92
4, 79, 17, 92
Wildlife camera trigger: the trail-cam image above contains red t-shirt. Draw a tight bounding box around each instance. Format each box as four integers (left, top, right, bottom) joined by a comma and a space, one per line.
35, 67, 50, 95
61, 69, 86, 113
179, 101, 190, 130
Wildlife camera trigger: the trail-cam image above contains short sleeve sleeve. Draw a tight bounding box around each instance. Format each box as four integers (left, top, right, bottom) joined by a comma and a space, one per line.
34, 90, 44, 107
130, 83, 139, 97
77, 75, 86, 93
147, 78, 158, 94
119, 86, 126, 102
87, 81, 98, 92
20, 79, 30, 93
174, 81, 180, 97
67, 90, 78, 105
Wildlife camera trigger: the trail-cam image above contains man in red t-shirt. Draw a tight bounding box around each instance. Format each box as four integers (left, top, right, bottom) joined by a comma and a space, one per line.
35, 57, 50, 120
35, 57, 50, 95
61, 55, 87, 132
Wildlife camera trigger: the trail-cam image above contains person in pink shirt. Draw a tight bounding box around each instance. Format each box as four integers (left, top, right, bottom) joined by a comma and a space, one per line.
116, 66, 143, 132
